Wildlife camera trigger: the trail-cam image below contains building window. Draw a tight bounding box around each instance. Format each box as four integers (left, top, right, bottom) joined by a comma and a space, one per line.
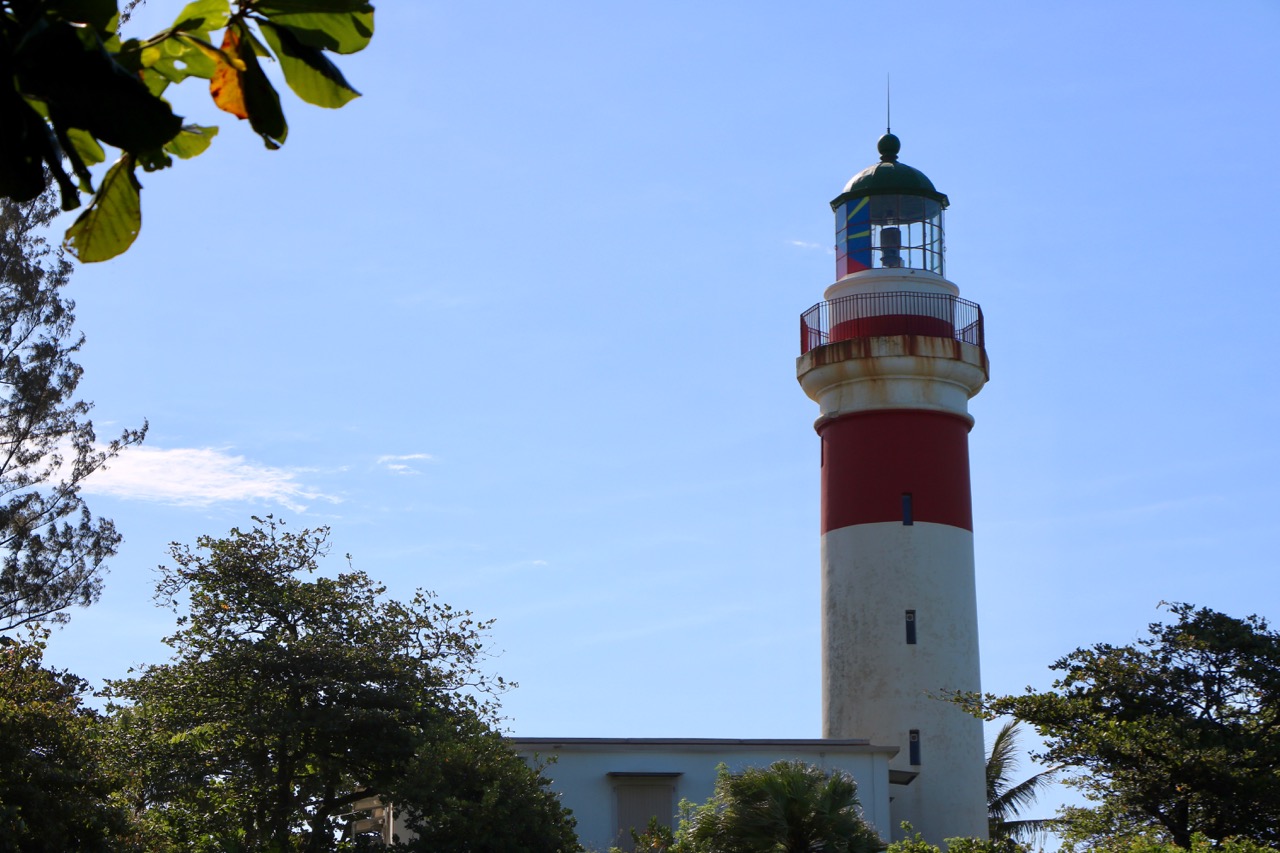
610, 773, 679, 852
909, 730, 921, 766
905, 609, 917, 644
901, 493, 913, 525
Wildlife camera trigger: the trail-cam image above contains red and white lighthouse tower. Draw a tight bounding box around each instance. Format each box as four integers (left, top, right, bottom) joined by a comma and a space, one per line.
797, 133, 989, 843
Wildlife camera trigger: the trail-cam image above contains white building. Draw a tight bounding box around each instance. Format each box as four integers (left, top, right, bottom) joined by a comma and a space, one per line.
511, 738, 899, 851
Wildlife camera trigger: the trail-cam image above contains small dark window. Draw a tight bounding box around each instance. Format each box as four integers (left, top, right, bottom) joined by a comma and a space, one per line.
901, 493, 913, 526
905, 610, 917, 644
909, 730, 921, 765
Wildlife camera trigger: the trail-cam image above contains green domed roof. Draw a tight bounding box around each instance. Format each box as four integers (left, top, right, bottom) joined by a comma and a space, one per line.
830, 133, 949, 210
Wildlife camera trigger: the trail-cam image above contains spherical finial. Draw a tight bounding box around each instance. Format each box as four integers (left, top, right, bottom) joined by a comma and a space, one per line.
877, 133, 901, 162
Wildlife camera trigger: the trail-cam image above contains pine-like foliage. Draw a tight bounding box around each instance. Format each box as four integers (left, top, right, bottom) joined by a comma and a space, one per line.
0, 190, 144, 629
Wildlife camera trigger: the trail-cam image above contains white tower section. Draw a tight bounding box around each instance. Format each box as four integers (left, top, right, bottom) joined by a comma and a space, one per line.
797, 134, 989, 844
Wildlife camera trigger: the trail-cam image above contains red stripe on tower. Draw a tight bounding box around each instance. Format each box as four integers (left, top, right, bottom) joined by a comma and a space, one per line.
819, 409, 973, 533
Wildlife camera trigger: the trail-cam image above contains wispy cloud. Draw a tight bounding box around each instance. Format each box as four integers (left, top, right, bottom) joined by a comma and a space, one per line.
82, 446, 337, 512
788, 239, 823, 250
377, 453, 434, 475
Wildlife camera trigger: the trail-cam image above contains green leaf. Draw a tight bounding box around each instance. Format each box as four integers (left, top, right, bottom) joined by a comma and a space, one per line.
258, 21, 360, 108
164, 124, 218, 159
138, 67, 170, 98
174, 34, 221, 77
64, 156, 142, 262
136, 147, 173, 171
64, 127, 106, 167
143, 33, 220, 83
171, 0, 230, 33
255, 2, 374, 55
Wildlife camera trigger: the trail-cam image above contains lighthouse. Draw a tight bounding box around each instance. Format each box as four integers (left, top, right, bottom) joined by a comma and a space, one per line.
797, 133, 989, 843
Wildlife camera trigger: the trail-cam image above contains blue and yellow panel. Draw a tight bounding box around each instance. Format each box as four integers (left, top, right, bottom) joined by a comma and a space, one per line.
836, 198, 871, 276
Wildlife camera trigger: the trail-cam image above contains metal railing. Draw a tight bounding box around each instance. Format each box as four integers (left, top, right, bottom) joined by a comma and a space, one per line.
800, 291, 984, 355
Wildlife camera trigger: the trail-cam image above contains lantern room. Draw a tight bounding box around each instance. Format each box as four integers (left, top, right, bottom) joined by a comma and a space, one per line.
832, 133, 948, 278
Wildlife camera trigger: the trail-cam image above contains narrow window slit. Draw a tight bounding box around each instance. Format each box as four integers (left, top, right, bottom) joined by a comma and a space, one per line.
901, 492, 913, 526
905, 609, 917, 644
909, 730, 921, 765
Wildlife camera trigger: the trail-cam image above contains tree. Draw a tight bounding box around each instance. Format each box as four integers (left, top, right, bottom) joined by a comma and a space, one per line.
0, 627, 134, 850
678, 760, 885, 853
1, 0, 374, 261
985, 720, 1058, 843
0, 190, 144, 630
395, 724, 582, 853
103, 517, 579, 852
960, 603, 1280, 848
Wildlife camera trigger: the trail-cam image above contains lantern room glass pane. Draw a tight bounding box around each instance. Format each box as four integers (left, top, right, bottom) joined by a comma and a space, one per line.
836, 194, 944, 278
833, 198, 872, 277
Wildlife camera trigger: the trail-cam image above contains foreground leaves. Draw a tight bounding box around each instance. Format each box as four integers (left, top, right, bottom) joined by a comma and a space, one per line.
259, 20, 360, 108
64, 155, 140, 261
0, 0, 375, 260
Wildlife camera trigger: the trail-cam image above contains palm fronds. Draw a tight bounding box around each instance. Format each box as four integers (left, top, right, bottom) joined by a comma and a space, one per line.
987, 720, 1060, 843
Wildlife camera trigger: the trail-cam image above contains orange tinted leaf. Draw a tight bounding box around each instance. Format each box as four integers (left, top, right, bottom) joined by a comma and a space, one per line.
208, 23, 287, 148
209, 28, 247, 118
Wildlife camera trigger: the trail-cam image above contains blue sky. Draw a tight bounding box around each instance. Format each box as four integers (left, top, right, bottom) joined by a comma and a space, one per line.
35, 0, 1280, 828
